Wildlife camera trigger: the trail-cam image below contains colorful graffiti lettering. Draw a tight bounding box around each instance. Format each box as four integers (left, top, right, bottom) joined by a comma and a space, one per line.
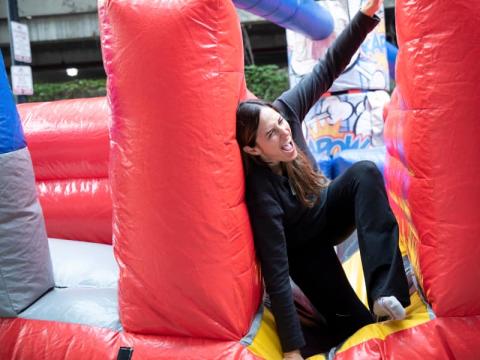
309, 133, 371, 157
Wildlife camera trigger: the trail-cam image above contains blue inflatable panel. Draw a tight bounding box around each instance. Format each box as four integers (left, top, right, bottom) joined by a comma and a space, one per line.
234, 0, 333, 40
0, 51, 26, 154
386, 41, 398, 81
236, 0, 281, 18
332, 146, 386, 178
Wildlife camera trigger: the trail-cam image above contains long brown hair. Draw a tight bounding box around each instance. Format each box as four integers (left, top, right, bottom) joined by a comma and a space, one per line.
236, 99, 328, 207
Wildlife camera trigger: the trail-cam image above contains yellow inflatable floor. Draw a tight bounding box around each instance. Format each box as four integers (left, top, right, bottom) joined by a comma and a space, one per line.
247, 250, 432, 359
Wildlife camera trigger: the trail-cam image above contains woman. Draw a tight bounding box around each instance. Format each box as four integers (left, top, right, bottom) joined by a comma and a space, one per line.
236, 1, 410, 359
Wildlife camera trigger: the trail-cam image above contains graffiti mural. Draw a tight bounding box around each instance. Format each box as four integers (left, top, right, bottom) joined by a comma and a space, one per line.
287, 0, 390, 92
287, 0, 391, 177
303, 90, 389, 158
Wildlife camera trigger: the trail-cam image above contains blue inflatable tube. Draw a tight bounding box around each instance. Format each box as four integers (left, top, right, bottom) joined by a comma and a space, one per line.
0, 51, 26, 154
386, 41, 398, 81
234, 0, 334, 40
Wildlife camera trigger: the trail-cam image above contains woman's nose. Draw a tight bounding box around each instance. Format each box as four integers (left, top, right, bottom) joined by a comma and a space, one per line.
280, 125, 290, 136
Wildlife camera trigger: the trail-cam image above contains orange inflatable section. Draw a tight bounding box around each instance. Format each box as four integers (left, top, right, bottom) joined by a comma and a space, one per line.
99, 0, 260, 339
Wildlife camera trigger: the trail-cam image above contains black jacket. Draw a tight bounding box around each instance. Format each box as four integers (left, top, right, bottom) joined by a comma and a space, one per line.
245, 11, 380, 352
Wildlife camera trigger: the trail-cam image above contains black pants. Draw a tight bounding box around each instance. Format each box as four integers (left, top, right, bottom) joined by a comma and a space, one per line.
288, 161, 411, 355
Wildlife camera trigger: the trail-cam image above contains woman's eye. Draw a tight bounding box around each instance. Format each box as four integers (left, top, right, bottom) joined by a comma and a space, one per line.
278, 118, 284, 124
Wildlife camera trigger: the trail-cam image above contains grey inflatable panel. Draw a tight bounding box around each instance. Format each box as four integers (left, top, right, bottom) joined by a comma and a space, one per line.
19, 287, 121, 331
49, 238, 118, 289
0, 148, 54, 317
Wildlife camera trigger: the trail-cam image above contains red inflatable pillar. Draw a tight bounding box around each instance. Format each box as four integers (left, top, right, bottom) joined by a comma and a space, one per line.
385, 0, 480, 316
99, 0, 261, 339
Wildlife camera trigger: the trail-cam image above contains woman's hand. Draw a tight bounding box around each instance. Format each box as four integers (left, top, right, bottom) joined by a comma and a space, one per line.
360, 0, 383, 17
284, 349, 304, 360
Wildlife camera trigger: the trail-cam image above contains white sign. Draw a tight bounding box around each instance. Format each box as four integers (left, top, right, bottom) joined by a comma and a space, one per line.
11, 21, 32, 63
11, 65, 34, 95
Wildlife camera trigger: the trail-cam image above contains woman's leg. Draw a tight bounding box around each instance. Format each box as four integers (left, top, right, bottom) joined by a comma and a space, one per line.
289, 245, 374, 352
322, 160, 410, 311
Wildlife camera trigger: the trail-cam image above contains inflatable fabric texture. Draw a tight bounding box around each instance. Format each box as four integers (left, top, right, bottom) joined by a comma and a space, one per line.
0, 52, 26, 153
18, 97, 109, 181
234, 0, 334, 41
18, 98, 112, 244
0, 318, 263, 360
48, 238, 118, 289
0, 148, 54, 317
100, 0, 261, 338
1, 235, 260, 359
36, 178, 112, 244
0, 53, 54, 318
385, 0, 480, 317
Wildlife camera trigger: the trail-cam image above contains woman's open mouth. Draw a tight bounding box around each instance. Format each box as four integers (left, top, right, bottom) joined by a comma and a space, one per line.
281, 140, 294, 153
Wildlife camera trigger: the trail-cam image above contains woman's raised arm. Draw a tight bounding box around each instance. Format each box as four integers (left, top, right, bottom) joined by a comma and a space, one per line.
274, 6, 381, 123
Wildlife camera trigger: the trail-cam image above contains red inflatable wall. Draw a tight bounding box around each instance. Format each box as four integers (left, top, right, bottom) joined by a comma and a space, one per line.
385, 0, 480, 316
18, 98, 112, 244
0, 318, 261, 360
35, 178, 111, 243
100, 0, 260, 339
18, 98, 109, 180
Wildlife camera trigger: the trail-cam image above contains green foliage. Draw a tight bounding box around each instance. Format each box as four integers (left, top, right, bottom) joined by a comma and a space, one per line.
28, 79, 107, 102
244, 65, 289, 102
26, 65, 289, 103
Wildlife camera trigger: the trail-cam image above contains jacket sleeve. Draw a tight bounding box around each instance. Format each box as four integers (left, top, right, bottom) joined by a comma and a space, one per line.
274, 11, 380, 123
247, 191, 305, 352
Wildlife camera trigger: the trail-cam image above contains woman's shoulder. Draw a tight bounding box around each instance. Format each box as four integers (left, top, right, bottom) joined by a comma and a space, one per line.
245, 163, 280, 201
245, 170, 285, 218
245, 163, 273, 190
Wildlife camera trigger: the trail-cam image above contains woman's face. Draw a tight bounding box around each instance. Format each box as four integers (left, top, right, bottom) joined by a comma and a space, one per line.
244, 106, 298, 165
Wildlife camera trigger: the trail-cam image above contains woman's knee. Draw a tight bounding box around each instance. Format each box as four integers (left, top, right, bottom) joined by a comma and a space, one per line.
349, 160, 382, 178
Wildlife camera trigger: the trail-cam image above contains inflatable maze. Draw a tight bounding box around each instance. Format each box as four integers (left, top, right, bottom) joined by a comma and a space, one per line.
1, 0, 479, 359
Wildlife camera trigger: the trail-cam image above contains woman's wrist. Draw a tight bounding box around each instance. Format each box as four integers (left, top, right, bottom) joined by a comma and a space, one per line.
284, 349, 303, 360
360, 8, 376, 18
360, 0, 382, 17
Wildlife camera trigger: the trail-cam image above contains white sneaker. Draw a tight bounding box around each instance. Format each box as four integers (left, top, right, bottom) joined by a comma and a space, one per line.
373, 296, 406, 321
